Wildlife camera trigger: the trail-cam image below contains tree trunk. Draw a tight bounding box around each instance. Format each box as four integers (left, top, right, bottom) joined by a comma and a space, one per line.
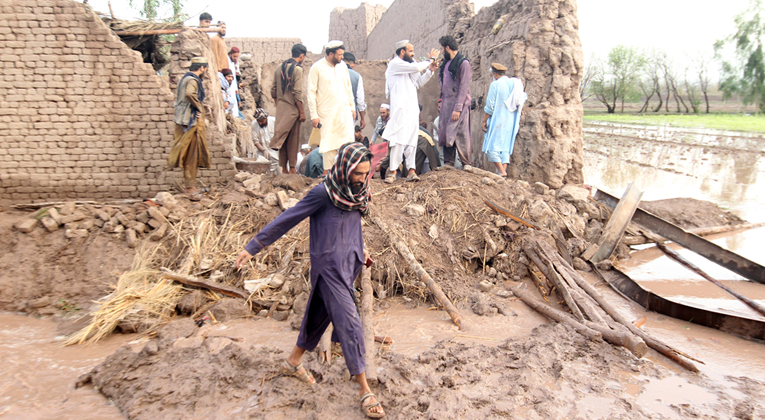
703, 91, 710, 113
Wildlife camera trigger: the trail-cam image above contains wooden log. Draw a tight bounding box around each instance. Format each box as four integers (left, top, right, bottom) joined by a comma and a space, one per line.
591, 182, 643, 262
464, 165, 506, 182
513, 284, 647, 358
485, 200, 540, 229
160, 268, 248, 299
318, 324, 333, 365
655, 241, 765, 317
113, 27, 221, 36
370, 216, 465, 330
584, 264, 701, 372
524, 242, 584, 321
360, 266, 378, 383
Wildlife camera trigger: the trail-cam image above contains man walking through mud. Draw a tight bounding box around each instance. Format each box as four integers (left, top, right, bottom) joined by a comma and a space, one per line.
236, 143, 384, 419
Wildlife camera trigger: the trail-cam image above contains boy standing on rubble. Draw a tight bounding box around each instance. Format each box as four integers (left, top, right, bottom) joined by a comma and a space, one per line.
236, 143, 385, 419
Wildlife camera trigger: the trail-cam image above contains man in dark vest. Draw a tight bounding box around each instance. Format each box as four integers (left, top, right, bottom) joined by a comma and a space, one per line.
437, 35, 473, 169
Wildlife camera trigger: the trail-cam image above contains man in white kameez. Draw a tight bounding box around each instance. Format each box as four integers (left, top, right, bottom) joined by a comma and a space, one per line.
307, 41, 356, 176
382, 40, 439, 183
251, 108, 279, 175
227, 47, 242, 119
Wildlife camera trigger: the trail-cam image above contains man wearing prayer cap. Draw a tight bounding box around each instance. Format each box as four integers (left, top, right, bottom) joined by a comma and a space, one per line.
169, 57, 211, 200
370, 104, 390, 144
270, 43, 308, 174
381, 40, 440, 183
251, 108, 279, 175
438, 35, 473, 170
236, 143, 385, 419
481, 62, 527, 177
307, 41, 356, 177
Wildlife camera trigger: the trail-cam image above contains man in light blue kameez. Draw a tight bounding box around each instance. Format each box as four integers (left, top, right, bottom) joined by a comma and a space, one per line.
481, 63, 527, 177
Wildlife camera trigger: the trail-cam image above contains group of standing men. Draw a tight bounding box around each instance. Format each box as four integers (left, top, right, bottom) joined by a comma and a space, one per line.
169, 18, 529, 419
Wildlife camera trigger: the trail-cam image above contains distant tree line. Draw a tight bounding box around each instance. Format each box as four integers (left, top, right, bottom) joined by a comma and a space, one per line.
581, 0, 765, 114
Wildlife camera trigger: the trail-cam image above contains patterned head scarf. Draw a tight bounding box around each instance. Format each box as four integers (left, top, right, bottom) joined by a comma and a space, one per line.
253, 108, 268, 120
324, 143, 373, 215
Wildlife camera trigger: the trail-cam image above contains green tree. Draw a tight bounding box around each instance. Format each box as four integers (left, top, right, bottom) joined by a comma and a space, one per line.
591, 45, 646, 113
129, 0, 186, 21
715, 0, 765, 112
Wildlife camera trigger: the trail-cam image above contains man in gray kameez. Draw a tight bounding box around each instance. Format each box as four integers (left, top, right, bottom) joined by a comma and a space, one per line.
437, 35, 473, 168
236, 143, 385, 419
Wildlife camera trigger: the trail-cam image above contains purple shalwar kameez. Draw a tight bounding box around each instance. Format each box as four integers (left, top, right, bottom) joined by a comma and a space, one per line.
438, 58, 473, 167
244, 184, 366, 375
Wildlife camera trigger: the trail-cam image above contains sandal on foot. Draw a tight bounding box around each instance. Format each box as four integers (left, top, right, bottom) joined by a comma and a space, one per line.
185, 192, 203, 202
384, 176, 395, 184
280, 360, 316, 385
405, 174, 420, 182
360, 392, 385, 419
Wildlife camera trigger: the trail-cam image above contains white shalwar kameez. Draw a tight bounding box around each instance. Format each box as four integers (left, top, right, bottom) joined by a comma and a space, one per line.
306, 58, 355, 155
228, 56, 240, 117
382, 56, 433, 171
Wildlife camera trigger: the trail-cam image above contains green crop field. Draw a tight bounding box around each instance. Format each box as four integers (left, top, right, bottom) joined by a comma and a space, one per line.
583, 113, 765, 133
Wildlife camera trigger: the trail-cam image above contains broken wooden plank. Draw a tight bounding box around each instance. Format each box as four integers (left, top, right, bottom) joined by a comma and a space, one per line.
160, 268, 248, 299
590, 183, 643, 262
594, 189, 765, 284
485, 200, 540, 229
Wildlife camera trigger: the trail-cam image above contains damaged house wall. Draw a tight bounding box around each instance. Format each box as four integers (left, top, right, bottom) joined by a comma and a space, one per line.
0, 0, 235, 208
226, 37, 302, 64
331, 0, 584, 188
329, 3, 388, 60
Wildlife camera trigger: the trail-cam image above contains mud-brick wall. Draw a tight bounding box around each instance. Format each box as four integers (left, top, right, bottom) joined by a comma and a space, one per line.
0, 0, 234, 208
366, 0, 473, 60
329, 3, 388, 60
226, 37, 303, 65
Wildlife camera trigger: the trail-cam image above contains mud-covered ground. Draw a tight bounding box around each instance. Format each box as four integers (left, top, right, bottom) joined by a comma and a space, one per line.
1, 165, 762, 419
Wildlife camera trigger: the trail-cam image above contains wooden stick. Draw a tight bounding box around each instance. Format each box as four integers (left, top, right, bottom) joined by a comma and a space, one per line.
584, 264, 701, 372
655, 241, 765, 317
360, 266, 378, 383
464, 165, 506, 182
513, 284, 647, 357
160, 268, 248, 299
485, 200, 540, 229
113, 27, 220, 36
370, 216, 465, 330
107, 1, 115, 19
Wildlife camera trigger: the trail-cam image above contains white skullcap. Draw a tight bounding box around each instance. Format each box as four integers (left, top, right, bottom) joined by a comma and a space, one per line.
395, 40, 409, 50
301, 144, 310, 150
325, 40, 344, 50
380, 104, 390, 110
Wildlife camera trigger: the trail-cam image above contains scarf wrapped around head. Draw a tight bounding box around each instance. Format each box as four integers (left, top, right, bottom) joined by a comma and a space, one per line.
324, 143, 373, 215
280, 58, 297, 94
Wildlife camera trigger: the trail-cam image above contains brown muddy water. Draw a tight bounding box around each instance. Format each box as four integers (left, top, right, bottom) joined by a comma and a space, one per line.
584, 120, 765, 317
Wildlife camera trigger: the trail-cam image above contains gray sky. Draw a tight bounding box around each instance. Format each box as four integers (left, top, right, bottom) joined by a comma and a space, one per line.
92, 0, 751, 63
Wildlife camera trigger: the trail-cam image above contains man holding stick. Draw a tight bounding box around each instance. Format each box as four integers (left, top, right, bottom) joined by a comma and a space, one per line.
235, 143, 384, 419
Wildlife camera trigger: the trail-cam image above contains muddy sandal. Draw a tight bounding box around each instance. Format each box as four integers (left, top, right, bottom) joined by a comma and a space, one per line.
384, 175, 395, 184
280, 360, 316, 385
360, 392, 385, 419
405, 173, 420, 182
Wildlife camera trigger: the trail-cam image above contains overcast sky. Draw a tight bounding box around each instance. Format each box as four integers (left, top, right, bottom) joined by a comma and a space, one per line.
92, 0, 752, 64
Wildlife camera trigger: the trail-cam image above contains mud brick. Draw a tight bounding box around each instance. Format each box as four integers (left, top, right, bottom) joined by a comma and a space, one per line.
15, 218, 37, 233
60, 211, 85, 224
95, 210, 110, 221
159, 206, 171, 217
94, 218, 104, 228
150, 223, 168, 241
277, 190, 290, 210
47, 207, 62, 225
125, 228, 137, 248
136, 210, 150, 224
113, 224, 124, 234
64, 222, 78, 230
167, 213, 181, 224
148, 218, 162, 229
147, 207, 166, 223
59, 201, 76, 216
78, 218, 96, 230
40, 216, 59, 232
116, 213, 131, 226
65, 228, 88, 239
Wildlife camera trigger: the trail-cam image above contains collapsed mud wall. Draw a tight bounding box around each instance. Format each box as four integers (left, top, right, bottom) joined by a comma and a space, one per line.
459, 0, 584, 187
226, 37, 302, 64
329, 3, 388, 60
0, 0, 235, 208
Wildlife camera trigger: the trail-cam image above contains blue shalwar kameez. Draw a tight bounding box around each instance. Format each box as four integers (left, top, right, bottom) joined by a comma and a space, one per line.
244, 184, 366, 375
482, 76, 526, 162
